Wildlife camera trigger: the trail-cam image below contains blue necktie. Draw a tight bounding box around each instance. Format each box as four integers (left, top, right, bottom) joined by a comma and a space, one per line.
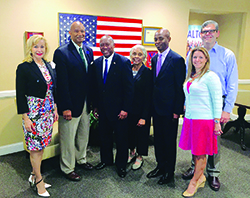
103, 59, 108, 84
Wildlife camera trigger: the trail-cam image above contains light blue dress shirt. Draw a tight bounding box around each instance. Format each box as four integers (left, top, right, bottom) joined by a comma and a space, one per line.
186, 43, 238, 113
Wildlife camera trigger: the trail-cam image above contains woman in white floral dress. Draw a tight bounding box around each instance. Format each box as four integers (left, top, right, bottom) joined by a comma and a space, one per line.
16, 35, 58, 197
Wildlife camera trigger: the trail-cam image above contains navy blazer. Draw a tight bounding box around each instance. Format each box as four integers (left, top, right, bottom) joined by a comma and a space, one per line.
151, 49, 186, 116
53, 40, 94, 117
90, 53, 134, 121
131, 64, 152, 120
16, 60, 56, 114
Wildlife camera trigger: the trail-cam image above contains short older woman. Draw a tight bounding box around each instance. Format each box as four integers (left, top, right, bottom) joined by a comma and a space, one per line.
16, 35, 58, 197
179, 47, 222, 197
127, 45, 152, 170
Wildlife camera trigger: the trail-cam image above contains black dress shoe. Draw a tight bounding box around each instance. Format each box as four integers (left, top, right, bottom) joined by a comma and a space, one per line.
182, 167, 194, 180
65, 171, 81, 181
146, 167, 164, 178
79, 162, 94, 170
95, 162, 107, 170
117, 168, 127, 178
157, 174, 174, 185
208, 176, 220, 191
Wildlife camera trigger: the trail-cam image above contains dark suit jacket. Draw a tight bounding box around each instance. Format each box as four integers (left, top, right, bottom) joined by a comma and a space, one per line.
90, 53, 134, 121
131, 64, 152, 120
16, 60, 56, 114
151, 49, 186, 116
53, 40, 93, 117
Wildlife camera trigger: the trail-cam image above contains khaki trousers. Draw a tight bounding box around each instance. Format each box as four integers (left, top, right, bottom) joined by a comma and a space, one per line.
59, 102, 90, 174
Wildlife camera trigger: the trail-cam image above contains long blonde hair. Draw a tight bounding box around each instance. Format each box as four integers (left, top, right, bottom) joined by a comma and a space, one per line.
23, 35, 49, 63
187, 47, 210, 81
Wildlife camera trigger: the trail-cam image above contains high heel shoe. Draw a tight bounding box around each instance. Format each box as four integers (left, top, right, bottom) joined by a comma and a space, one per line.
182, 177, 206, 197
28, 173, 35, 188
34, 178, 50, 197
29, 173, 51, 188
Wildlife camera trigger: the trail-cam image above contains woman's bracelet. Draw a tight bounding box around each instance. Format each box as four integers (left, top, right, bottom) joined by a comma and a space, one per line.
214, 119, 220, 124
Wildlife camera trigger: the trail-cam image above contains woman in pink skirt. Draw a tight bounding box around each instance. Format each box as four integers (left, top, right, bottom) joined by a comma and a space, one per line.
179, 47, 222, 197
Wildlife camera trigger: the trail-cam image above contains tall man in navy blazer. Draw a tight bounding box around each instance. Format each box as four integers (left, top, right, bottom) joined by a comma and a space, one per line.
146, 29, 186, 184
91, 35, 133, 178
53, 21, 94, 181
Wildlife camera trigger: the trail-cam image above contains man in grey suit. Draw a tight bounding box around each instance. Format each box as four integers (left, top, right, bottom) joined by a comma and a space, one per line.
53, 21, 94, 181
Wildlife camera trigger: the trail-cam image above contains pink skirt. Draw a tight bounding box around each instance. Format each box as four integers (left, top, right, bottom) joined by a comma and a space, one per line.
179, 118, 218, 156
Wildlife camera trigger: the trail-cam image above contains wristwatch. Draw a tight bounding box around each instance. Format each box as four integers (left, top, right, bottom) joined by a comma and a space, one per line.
214, 119, 220, 124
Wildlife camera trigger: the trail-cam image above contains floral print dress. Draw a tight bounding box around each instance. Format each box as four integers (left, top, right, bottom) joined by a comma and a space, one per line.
23, 63, 55, 151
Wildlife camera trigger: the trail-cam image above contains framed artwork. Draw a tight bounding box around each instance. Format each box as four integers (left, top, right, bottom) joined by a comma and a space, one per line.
146, 50, 158, 68
25, 32, 44, 41
142, 26, 161, 45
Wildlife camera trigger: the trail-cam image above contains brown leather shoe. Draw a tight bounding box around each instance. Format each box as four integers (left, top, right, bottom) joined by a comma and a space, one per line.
182, 167, 194, 180
208, 176, 220, 191
65, 171, 81, 181
79, 162, 94, 170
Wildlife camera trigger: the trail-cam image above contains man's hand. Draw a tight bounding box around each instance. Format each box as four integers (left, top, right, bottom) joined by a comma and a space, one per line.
63, 110, 72, 120
220, 111, 230, 123
118, 110, 128, 120
137, 119, 146, 126
173, 113, 179, 119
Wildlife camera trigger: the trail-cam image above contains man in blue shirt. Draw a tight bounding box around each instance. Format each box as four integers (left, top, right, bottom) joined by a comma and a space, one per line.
182, 20, 238, 191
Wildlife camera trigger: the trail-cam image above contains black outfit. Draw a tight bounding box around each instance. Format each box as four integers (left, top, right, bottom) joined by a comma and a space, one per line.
90, 53, 134, 169
151, 49, 186, 176
128, 64, 152, 156
16, 60, 57, 114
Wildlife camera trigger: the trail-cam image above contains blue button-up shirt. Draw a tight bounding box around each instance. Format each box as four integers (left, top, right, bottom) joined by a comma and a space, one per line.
186, 43, 238, 113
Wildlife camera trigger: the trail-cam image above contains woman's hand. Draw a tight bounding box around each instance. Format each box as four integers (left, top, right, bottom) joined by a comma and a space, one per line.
54, 108, 59, 122
214, 123, 223, 136
137, 119, 145, 126
22, 114, 34, 132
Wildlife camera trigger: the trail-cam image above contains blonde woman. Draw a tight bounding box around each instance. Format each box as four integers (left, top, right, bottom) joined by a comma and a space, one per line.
179, 47, 222, 197
16, 35, 58, 197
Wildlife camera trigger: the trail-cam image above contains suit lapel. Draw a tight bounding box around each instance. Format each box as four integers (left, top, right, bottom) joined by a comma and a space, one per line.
82, 45, 90, 65
29, 61, 46, 83
157, 50, 172, 79
105, 53, 117, 83
96, 56, 104, 85
133, 64, 145, 83
152, 55, 158, 83
69, 41, 86, 70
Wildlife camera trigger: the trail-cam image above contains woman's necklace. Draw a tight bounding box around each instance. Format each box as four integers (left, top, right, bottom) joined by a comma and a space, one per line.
132, 64, 141, 71
189, 71, 201, 82
192, 71, 201, 78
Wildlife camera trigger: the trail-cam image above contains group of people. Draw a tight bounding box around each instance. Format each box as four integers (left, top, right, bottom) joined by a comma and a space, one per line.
16, 19, 238, 197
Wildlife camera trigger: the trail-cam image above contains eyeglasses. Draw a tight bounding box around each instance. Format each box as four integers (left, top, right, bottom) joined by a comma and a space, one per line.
201, 29, 217, 34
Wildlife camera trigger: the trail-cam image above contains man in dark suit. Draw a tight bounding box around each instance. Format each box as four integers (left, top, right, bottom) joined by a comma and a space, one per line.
146, 29, 186, 184
53, 21, 94, 181
90, 35, 133, 178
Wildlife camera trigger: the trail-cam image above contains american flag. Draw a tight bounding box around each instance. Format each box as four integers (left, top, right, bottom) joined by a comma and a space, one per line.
59, 13, 143, 59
